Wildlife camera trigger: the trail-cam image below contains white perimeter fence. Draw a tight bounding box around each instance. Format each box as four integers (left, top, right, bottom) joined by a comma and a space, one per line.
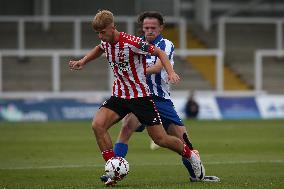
0, 49, 223, 98
0, 16, 283, 97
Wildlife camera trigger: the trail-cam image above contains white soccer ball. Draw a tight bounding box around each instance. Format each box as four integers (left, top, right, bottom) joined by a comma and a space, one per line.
105, 157, 129, 179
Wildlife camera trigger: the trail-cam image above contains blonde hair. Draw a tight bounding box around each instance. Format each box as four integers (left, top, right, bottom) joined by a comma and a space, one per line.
92, 10, 114, 31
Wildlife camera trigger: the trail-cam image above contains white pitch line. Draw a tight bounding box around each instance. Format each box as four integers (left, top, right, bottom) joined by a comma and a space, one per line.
0, 160, 283, 170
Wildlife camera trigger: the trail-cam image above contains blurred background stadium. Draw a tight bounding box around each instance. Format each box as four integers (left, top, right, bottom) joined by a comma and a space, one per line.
0, 1, 283, 188
0, 0, 284, 121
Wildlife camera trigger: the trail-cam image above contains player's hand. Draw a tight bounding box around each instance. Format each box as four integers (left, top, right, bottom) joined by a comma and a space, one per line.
168, 72, 180, 84
69, 60, 84, 71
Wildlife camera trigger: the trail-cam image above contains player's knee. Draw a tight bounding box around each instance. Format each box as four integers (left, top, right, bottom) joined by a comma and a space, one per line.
91, 120, 105, 135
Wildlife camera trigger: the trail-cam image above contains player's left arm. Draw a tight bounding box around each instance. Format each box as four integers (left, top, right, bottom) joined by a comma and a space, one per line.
132, 39, 179, 83
146, 59, 163, 74
151, 47, 180, 84
147, 43, 174, 75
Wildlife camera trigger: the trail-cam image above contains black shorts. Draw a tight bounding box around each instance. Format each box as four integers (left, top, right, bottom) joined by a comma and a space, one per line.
100, 96, 161, 126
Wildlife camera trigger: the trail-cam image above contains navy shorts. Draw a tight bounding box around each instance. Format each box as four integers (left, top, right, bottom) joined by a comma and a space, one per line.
152, 95, 184, 130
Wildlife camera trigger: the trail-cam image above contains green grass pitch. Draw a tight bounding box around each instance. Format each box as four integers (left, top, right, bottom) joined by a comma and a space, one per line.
0, 120, 283, 189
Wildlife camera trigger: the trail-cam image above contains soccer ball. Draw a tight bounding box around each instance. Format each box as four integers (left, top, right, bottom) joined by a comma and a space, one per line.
105, 157, 129, 179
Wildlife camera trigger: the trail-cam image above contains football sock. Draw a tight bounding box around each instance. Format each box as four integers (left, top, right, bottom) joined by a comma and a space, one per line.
182, 157, 195, 178
181, 144, 192, 158
114, 142, 128, 158
183, 133, 194, 150
102, 149, 115, 162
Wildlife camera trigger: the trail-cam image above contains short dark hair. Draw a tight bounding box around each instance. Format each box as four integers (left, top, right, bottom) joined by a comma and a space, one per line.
137, 11, 164, 26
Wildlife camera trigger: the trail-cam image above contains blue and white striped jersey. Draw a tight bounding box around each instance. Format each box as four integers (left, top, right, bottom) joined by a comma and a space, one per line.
144, 35, 175, 99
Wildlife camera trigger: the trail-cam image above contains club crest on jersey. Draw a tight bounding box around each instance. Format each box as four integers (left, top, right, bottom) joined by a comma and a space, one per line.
138, 41, 150, 52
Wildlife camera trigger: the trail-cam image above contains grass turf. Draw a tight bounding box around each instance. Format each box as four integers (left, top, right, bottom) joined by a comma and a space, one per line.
0, 120, 283, 189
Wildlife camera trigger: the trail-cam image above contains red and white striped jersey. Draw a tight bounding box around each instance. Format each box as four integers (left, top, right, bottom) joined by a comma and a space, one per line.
99, 32, 155, 99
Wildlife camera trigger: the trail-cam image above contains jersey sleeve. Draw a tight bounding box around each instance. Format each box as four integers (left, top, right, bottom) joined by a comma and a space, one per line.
158, 40, 175, 64
165, 42, 174, 59
129, 39, 155, 55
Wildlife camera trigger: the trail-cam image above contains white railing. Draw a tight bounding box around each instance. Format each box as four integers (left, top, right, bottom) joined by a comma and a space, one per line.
218, 17, 284, 52
176, 49, 224, 91
0, 49, 224, 98
0, 15, 187, 52
254, 49, 284, 93
0, 49, 86, 93
217, 17, 284, 94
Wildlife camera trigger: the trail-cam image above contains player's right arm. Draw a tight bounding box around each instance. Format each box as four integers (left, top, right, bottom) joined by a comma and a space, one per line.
69, 45, 104, 70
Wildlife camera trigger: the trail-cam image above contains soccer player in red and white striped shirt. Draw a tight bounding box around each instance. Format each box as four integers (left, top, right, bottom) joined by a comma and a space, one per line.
69, 10, 203, 186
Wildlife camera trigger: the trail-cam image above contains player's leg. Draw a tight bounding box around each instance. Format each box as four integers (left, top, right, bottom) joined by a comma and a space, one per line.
149, 123, 185, 150
150, 96, 194, 150
166, 124, 193, 149
114, 113, 141, 157
166, 124, 198, 178
118, 113, 141, 143
128, 96, 184, 153
100, 113, 139, 183
94, 97, 130, 186
92, 96, 128, 162
92, 107, 121, 161
149, 96, 205, 180
98, 108, 130, 186
146, 124, 184, 153
167, 123, 220, 182
146, 123, 204, 180
129, 96, 204, 179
